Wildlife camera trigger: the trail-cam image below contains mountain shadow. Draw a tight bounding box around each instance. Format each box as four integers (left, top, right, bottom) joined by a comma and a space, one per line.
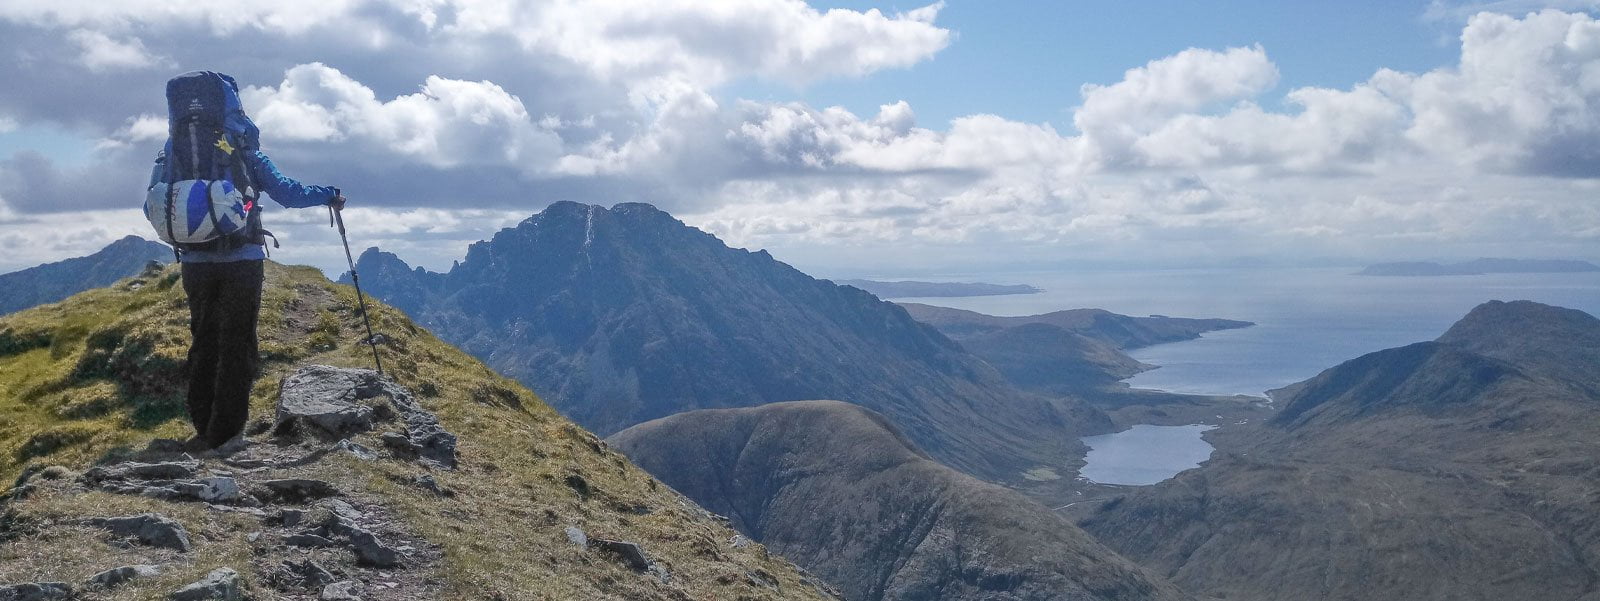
609, 400, 1193, 601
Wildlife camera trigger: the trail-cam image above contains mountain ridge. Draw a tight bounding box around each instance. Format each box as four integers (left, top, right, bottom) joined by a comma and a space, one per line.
609, 400, 1193, 601
0, 261, 840, 600
349, 201, 1108, 486
0, 235, 171, 316
1078, 300, 1600, 601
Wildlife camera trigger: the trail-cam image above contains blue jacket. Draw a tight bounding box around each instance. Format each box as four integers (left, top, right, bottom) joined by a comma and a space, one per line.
150, 143, 338, 263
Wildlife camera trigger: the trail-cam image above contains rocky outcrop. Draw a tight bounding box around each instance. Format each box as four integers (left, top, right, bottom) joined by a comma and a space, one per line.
7, 366, 459, 600
610, 401, 1192, 601
275, 365, 457, 468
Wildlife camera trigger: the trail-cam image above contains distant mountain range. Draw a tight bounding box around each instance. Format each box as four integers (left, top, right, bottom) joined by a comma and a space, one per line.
1359, 258, 1600, 276
348, 202, 1107, 484
1078, 300, 1600, 601
609, 400, 1193, 601
835, 279, 1041, 298
0, 236, 170, 315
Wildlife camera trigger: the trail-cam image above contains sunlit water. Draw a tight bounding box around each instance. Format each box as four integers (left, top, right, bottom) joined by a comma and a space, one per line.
888, 267, 1600, 485
894, 267, 1600, 397
1078, 424, 1217, 485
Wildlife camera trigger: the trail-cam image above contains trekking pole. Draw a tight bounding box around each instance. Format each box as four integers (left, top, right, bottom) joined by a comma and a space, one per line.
332, 205, 384, 376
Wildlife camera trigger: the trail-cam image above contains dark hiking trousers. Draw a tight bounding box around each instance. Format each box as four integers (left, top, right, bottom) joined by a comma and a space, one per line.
182, 259, 264, 448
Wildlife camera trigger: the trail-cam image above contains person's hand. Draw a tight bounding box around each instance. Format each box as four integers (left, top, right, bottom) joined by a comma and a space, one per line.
329, 193, 347, 211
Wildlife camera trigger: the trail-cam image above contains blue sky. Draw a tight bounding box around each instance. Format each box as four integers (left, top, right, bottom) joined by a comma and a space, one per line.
0, 0, 1597, 276
736, 1, 1460, 126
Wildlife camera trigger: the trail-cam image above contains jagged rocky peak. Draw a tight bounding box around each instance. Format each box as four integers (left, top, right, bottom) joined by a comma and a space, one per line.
351, 201, 1109, 485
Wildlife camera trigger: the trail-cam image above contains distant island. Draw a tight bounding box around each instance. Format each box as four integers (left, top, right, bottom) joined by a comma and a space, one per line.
1359, 258, 1600, 276
837, 279, 1043, 298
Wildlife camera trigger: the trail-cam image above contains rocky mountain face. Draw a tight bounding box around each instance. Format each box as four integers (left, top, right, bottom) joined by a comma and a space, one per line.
609, 400, 1193, 601
898, 303, 1251, 395
0, 235, 170, 315
1077, 300, 1600, 601
0, 262, 839, 600
348, 202, 1107, 484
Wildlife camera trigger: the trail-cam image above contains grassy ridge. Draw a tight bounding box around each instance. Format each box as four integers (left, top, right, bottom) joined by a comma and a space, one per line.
0, 262, 833, 600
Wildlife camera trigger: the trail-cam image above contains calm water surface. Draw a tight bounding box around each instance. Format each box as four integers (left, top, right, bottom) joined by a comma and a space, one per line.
896, 268, 1600, 397
1078, 424, 1217, 485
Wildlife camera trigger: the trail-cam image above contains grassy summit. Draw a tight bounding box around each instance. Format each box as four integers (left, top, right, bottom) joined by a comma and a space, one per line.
0, 262, 834, 600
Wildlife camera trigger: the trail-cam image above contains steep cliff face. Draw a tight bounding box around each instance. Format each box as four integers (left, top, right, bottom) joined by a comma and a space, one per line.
610, 401, 1193, 601
1079, 301, 1600, 601
351, 202, 1108, 484
0, 262, 838, 600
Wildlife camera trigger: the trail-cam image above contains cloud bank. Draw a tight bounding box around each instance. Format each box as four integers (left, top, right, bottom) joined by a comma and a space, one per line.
0, 2, 1596, 274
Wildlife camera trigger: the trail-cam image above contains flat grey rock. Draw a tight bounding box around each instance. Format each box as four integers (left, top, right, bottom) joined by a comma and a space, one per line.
0, 582, 72, 601
320, 580, 363, 601
564, 525, 587, 547
84, 459, 199, 482
252, 478, 339, 504
87, 564, 160, 589
85, 513, 192, 552
275, 366, 378, 437
589, 539, 653, 572
169, 567, 242, 601
281, 559, 334, 589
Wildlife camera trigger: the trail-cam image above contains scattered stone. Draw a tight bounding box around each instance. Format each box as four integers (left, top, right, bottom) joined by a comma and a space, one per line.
252, 478, 339, 504
0, 582, 73, 600
589, 539, 653, 572
246, 531, 262, 543
196, 476, 242, 502
84, 513, 192, 552
281, 559, 335, 589
411, 474, 452, 497
285, 533, 337, 548
317, 499, 364, 522
169, 567, 242, 601
320, 580, 363, 601
205, 503, 270, 518
564, 526, 587, 547
84, 459, 199, 482
379, 432, 417, 459
730, 534, 753, 549
278, 508, 307, 528
338, 521, 401, 568
86, 564, 160, 589
336, 440, 377, 461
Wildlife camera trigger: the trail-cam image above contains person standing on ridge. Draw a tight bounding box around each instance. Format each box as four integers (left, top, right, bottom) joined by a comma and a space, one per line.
145, 71, 346, 451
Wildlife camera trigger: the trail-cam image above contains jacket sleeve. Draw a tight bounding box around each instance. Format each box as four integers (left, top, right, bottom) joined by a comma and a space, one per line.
243, 150, 337, 208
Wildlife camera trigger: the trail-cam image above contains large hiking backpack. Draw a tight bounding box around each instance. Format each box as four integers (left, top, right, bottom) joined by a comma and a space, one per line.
144, 71, 267, 251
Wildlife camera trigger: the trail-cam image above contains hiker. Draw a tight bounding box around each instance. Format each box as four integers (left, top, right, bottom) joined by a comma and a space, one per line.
144, 71, 346, 451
